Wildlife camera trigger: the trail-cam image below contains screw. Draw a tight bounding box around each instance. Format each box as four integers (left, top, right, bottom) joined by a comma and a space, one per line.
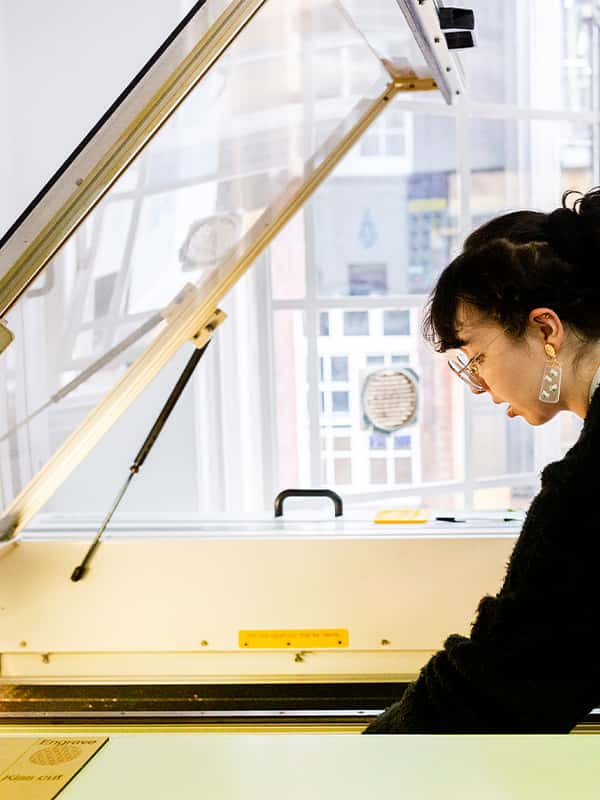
294, 653, 304, 663
446, 67, 452, 72
200, 640, 208, 647
381, 639, 391, 646
434, 37, 440, 43
41, 653, 50, 664
76, 178, 83, 186
19, 640, 27, 648
456, 90, 461, 95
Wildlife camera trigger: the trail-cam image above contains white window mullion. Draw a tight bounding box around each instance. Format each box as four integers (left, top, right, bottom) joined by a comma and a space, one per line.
457, 95, 473, 510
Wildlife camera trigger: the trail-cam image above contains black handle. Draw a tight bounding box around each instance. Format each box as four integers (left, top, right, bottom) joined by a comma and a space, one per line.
274, 489, 343, 518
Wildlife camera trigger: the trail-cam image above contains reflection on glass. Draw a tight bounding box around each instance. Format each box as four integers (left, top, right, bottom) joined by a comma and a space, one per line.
316, 108, 457, 297
0, 0, 390, 512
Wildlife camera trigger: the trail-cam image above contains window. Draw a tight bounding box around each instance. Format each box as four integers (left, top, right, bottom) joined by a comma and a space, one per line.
331, 356, 349, 382
384, 310, 410, 336
343, 311, 369, 336
333, 436, 351, 451
366, 355, 384, 367
370, 458, 387, 484
369, 433, 387, 450
395, 458, 412, 484
334, 459, 352, 484
360, 109, 407, 158
348, 263, 388, 295
19, 2, 596, 522
332, 391, 350, 413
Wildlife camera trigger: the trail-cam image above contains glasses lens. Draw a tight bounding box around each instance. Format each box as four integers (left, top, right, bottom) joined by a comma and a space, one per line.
447, 354, 485, 392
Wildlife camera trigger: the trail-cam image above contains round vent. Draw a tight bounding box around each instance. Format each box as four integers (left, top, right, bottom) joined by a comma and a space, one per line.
361, 368, 418, 432
179, 212, 241, 270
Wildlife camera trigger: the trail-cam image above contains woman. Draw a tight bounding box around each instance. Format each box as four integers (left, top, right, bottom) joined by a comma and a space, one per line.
363, 186, 600, 734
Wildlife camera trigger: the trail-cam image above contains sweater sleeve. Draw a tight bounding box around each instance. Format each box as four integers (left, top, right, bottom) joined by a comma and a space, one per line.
362, 589, 600, 734
363, 402, 600, 734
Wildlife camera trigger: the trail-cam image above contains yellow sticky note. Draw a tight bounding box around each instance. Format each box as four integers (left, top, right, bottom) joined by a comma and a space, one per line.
374, 508, 428, 524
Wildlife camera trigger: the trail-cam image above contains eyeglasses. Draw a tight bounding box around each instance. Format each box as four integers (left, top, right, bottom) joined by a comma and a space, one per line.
447, 330, 506, 393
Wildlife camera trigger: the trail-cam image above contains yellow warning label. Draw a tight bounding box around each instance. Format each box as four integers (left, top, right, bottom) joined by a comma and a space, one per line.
239, 629, 349, 649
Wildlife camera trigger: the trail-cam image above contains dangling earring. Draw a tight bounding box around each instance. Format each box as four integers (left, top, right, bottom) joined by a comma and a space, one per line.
539, 343, 561, 404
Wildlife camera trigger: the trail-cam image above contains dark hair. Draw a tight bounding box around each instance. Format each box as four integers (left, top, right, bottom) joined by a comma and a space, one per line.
423, 186, 600, 352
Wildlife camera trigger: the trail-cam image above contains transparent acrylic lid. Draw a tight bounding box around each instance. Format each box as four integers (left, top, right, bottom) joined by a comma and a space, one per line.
0, 0, 458, 528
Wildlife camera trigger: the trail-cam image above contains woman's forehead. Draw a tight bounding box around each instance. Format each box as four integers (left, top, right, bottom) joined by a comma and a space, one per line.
454, 304, 496, 346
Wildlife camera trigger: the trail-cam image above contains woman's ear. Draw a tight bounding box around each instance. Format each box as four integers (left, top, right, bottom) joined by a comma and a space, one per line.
529, 307, 565, 349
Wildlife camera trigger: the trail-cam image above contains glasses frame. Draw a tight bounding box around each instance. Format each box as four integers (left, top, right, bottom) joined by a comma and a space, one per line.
447, 329, 506, 393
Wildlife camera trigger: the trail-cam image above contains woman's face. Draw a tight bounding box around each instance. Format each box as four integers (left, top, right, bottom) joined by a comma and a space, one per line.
453, 303, 565, 426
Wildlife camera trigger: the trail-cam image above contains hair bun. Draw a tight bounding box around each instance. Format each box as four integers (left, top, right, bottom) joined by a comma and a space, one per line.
574, 185, 600, 229
544, 207, 588, 265
544, 187, 600, 275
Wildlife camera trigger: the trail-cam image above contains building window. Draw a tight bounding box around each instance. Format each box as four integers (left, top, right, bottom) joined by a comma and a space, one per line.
334, 458, 352, 484
384, 310, 410, 336
370, 458, 388, 484
348, 263, 388, 295
369, 432, 387, 450
360, 109, 407, 157
331, 356, 349, 382
320, 312, 330, 336
344, 311, 369, 336
332, 391, 349, 413
333, 435, 351, 451
366, 354, 385, 367
395, 458, 412, 484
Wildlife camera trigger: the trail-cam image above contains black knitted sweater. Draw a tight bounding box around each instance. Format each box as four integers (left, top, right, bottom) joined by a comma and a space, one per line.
363, 387, 600, 734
